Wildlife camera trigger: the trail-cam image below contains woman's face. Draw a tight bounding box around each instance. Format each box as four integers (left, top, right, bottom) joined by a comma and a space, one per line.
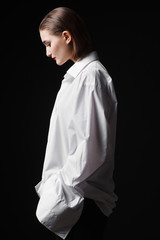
40, 30, 74, 65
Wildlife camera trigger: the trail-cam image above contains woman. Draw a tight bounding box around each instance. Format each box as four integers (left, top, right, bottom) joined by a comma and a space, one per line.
35, 7, 118, 240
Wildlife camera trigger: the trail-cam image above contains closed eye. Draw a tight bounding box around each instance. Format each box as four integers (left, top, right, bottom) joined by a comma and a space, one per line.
43, 40, 51, 47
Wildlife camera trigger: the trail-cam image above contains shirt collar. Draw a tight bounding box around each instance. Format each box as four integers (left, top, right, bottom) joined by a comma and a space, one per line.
66, 51, 99, 79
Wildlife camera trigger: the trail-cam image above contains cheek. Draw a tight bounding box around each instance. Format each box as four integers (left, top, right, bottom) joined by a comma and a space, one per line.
49, 39, 60, 55
54, 39, 68, 55
51, 44, 59, 55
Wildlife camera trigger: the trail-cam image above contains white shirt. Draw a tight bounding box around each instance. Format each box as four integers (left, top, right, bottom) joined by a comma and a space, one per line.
35, 51, 118, 239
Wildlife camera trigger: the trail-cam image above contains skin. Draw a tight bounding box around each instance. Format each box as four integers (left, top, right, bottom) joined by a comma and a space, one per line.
40, 29, 76, 65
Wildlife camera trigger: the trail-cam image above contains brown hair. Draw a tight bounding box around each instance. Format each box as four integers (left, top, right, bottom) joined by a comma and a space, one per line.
39, 7, 93, 60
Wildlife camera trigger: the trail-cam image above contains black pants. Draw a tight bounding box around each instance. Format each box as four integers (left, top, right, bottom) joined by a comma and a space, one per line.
55, 198, 108, 240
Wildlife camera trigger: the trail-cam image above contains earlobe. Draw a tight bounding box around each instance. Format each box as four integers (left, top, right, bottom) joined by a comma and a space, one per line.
62, 31, 72, 44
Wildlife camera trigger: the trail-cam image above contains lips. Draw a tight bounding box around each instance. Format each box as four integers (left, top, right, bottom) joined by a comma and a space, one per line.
52, 57, 56, 61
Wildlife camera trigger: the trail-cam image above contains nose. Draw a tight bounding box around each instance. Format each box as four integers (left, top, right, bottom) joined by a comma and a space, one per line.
46, 48, 51, 57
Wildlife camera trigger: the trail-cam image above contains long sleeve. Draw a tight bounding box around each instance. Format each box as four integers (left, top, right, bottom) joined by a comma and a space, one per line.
35, 171, 84, 239
60, 78, 116, 189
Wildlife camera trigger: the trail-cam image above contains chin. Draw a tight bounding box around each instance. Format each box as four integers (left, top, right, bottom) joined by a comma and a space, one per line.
56, 58, 68, 66
56, 61, 64, 66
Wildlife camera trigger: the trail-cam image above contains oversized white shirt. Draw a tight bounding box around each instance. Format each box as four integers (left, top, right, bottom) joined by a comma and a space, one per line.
35, 51, 118, 239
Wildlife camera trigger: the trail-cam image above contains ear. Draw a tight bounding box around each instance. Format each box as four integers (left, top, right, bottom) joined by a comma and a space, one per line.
62, 31, 72, 44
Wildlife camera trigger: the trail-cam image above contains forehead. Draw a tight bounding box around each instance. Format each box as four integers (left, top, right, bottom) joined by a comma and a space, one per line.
40, 30, 52, 41
40, 30, 61, 43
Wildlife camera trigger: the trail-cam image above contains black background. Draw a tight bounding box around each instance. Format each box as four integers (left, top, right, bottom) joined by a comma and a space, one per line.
8, 0, 160, 239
